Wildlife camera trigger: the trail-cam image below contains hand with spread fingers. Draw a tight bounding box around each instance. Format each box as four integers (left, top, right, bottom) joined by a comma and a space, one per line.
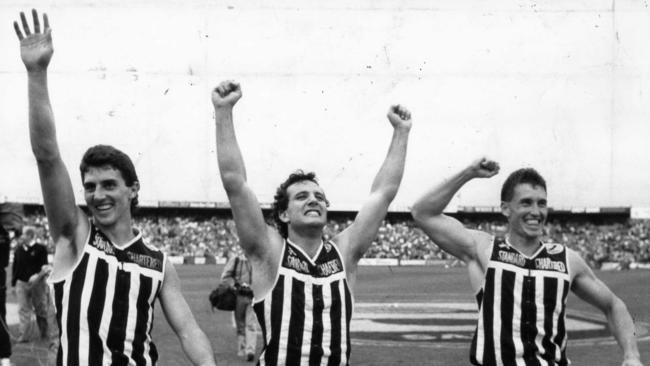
14, 9, 53, 72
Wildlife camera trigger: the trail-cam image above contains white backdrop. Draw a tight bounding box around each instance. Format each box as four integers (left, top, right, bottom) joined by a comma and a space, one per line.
1, 0, 649, 210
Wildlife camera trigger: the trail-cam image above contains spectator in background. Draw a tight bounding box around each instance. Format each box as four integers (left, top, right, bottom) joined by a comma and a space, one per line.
0, 224, 12, 366
220, 253, 256, 362
18, 211, 650, 266
11, 226, 53, 343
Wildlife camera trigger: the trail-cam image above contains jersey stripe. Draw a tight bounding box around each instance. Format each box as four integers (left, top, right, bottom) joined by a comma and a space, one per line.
483, 268, 496, 365
499, 270, 516, 365
133, 274, 152, 365
54, 280, 64, 366
286, 278, 305, 364
343, 280, 352, 365
88, 257, 108, 365
78, 254, 97, 364
321, 281, 333, 364
66, 254, 89, 366
327, 280, 342, 366
300, 280, 314, 364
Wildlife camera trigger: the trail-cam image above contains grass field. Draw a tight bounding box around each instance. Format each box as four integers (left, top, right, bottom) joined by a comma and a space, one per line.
8, 265, 650, 365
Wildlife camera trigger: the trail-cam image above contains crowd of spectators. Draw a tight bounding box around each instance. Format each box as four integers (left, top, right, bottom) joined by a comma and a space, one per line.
18, 212, 650, 268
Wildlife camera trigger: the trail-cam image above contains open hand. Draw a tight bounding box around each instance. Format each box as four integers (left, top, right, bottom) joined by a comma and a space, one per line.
14, 9, 53, 72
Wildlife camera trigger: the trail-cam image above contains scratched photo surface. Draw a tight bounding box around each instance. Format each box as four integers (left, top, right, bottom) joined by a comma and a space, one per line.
1, 0, 649, 365
2, 0, 650, 210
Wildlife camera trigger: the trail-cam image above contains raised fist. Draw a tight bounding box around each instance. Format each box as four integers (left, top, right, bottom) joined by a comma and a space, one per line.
14, 9, 53, 72
387, 104, 412, 131
470, 157, 500, 178
212, 80, 242, 109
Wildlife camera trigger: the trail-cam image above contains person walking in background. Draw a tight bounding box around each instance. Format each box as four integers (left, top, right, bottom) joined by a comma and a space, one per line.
11, 226, 54, 344
220, 253, 256, 362
11, 225, 58, 365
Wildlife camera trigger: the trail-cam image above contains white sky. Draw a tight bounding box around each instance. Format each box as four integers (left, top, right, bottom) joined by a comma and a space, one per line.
1, 0, 650, 210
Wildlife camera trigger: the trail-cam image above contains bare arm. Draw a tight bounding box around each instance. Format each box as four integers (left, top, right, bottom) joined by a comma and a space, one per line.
159, 260, 217, 366
212, 81, 277, 261
569, 250, 643, 366
411, 158, 499, 263
14, 10, 86, 254
338, 105, 411, 264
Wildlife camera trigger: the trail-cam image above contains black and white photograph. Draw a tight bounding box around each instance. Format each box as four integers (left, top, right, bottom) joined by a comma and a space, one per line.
1, 0, 648, 365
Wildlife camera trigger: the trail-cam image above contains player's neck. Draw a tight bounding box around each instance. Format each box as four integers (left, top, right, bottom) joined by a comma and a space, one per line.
506, 232, 542, 257
95, 216, 136, 246
288, 227, 323, 259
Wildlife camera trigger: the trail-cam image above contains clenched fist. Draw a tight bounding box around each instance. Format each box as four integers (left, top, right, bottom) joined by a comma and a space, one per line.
469, 157, 500, 179
212, 80, 242, 109
387, 104, 412, 131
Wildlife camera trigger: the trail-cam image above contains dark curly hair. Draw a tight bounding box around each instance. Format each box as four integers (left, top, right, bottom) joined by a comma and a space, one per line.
79, 145, 140, 213
500, 168, 546, 202
272, 170, 327, 238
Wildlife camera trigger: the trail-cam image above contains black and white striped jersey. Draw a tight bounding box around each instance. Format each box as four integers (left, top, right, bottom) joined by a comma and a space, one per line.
52, 223, 165, 366
470, 237, 571, 366
253, 239, 353, 366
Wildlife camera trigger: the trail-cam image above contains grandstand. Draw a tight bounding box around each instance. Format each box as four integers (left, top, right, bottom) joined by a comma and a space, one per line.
9, 202, 649, 270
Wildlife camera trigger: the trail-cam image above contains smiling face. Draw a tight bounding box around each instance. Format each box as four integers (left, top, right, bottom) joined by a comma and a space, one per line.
280, 180, 329, 232
501, 183, 548, 241
83, 165, 139, 229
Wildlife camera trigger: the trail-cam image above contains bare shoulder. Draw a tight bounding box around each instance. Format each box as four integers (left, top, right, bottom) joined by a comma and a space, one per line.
331, 229, 348, 247
161, 257, 183, 292
331, 232, 366, 280
249, 226, 284, 265
470, 230, 494, 267
565, 247, 590, 281
331, 230, 355, 262
331, 233, 348, 254
248, 228, 285, 296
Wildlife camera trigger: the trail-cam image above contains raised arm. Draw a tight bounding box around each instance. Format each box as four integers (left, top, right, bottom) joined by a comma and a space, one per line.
159, 260, 217, 366
410, 158, 499, 263
337, 105, 412, 264
569, 250, 644, 366
14, 10, 86, 250
212, 81, 276, 260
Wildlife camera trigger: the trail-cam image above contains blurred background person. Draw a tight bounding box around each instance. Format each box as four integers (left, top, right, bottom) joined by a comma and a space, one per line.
220, 252, 256, 362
